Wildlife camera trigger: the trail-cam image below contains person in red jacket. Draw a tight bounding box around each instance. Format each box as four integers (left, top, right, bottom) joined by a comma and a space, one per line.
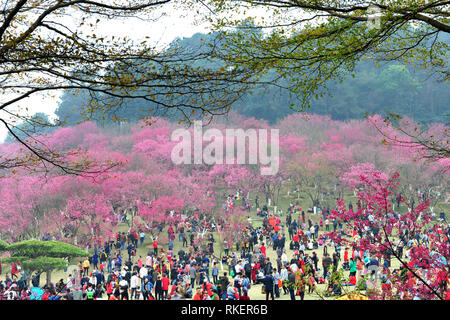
193, 287, 204, 300
11, 262, 19, 280
133, 232, 139, 247
202, 280, 213, 297
153, 239, 158, 256
240, 288, 250, 300
106, 281, 114, 299
161, 273, 170, 299
251, 264, 258, 285
260, 243, 266, 258
170, 282, 178, 296
41, 290, 50, 300
438, 269, 448, 292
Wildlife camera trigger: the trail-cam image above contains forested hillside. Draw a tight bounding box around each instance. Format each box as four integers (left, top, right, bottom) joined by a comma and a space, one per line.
58, 31, 449, 123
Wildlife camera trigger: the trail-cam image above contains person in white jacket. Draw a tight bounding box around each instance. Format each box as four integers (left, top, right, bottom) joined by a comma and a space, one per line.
280, 265, 289, 295
88, 274, 97, 287
130, 272, 140, 300
139, 266, 148, 286
281, 250, 289, 265
66, 274, 74, 290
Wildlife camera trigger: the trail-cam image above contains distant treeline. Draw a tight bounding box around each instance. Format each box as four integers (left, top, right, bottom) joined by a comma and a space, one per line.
6, 31, 448, 143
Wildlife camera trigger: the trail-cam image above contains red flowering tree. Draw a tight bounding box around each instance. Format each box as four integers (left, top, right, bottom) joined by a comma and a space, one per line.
286, 152, 337, 208
216, 208, 251, 258
329, 170, 449, 300
137, 196, 185, 242
57, 193, 114, 247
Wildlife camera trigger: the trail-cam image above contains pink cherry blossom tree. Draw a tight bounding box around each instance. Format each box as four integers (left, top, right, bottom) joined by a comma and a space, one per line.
329, 170, 449, 300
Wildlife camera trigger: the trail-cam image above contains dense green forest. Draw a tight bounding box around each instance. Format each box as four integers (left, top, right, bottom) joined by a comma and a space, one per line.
6, 31, 449, 142
56, 31, 449, 122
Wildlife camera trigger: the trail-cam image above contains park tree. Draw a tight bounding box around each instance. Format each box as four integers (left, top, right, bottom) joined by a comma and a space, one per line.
59, 193, 114, 247
0, 239, 8, 251
329, 170, 449, 300
137, 196, 185, 241
208, 0, 449, 105
0, 0, 253, 175
216, 207, 250, 258
208, 163, 258, 200
207, 0, 449, 158
369, 113, 449, 162
341, 162, 389, 192
3, 240, 88, 286
256, 172, 284, 207
279, 134, 308, 156
0, 175, 53, 241
287, 152, 338, 208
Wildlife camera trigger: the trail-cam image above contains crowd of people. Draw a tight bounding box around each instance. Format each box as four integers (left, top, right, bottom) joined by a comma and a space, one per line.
0, 193, 449, 301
